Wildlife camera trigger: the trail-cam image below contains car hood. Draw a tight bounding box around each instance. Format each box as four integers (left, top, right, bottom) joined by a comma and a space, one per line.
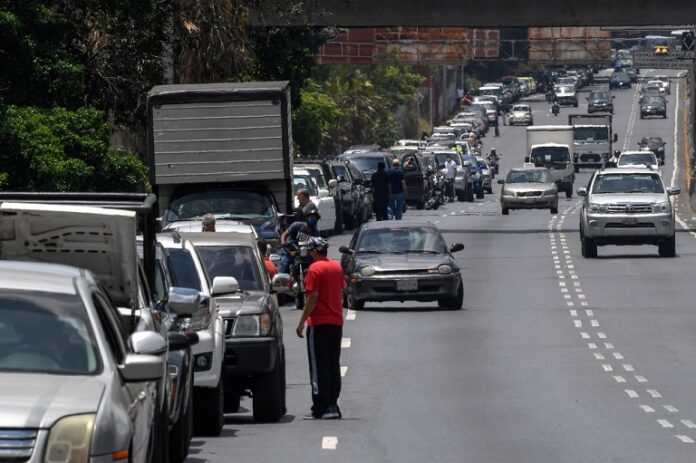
355, 253, 454, 271
214, 291, 267, 318
589, 193, 666, 204
0, 374, 104, 428
504, 183, 555, 192
0, 203, 137, 307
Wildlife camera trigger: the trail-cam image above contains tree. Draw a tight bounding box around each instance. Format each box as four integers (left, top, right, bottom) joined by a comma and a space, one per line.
293, 81, 342, 156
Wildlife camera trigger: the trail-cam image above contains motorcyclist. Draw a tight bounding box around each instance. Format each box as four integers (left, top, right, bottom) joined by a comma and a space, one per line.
487, 148, 500, 163
278, 208, 321, 274
551, 100, 560, 116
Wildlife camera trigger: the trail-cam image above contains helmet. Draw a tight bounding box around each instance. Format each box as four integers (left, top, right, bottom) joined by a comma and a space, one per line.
307, 236, 329, 252
304, 207, 321, 219
490, 148, 497, 153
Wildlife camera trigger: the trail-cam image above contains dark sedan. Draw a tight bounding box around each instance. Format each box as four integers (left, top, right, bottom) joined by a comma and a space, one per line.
640, 95, 667, 119
587, 90, 615, 114
609, 71, 631, 89
637, 136, 666, 164
339, 221, 464, 310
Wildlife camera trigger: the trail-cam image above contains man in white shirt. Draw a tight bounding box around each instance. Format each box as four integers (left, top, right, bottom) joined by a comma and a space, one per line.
444, 155, 457, 202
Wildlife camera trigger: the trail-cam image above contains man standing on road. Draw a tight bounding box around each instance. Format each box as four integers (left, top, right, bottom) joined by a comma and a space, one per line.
371, 161, 390, 221
388, 158, 406, 220
444, 155, 457, 203
296, 237, 345, 419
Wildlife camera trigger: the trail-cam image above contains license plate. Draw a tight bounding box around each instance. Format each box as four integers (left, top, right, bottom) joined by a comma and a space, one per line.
396, 280, 418, 291
523, 198, 536, 204
623, 217, 639, 226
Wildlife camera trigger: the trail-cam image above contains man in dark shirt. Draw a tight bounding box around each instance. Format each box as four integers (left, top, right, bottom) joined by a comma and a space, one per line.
277, 208, 320, 273
388, 158, 406, 220
370, 161, 390, 221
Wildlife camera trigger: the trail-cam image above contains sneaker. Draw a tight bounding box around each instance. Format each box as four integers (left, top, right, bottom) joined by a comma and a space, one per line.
303, 413, 319, 420
320, 409, 340, 419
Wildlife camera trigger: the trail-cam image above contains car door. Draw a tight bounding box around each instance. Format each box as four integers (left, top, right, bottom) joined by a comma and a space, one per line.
401, 153, 424, 204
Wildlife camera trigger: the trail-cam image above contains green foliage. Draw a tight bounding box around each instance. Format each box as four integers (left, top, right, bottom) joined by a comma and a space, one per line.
0, 105, 148, 192
293, 81, 342, 156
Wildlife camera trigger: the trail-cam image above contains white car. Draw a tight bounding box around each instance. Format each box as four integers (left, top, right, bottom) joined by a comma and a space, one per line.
646, 80, 667, 95
293, 167, 337, 237
507, 104, 534, 126
617, 151, 660, 171
654, 75, 671, 94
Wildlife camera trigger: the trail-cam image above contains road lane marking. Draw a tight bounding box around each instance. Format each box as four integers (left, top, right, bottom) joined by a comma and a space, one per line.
588, 343, 597, 349
346, 310, 357, 320
574, 320, 583, 328
613, 375, 626, 383
676, 435, 695, 444
597, 332, 607, 339
626, 390, 639, 398
647, 389, 662, 398
594, 353, 605, 360
664, 405, 679, 413
322, 437, 338, 449
590, 320, 599, 327
602, 364, 613, 372
341, 338, 352, 348
623, 364, 635, 372
681, 420, 696, 429
635, 376, 647, 383
581, 332, 590, 339
570, 310, 577, 316
604, 343, 614, 349
585, 309, 593, 316
640, 405, 655, 412
613, 352, 624, 360
658, 419, 674, 429
340, 366, 348, 377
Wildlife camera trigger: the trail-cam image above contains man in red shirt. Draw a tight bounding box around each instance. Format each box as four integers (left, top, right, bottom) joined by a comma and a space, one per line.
296, 237, 345, 419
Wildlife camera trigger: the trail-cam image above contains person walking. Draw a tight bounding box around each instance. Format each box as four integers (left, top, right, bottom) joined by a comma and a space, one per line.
296, 237, 345, 419
388, 158, 406, 220
371, 161, 390, 221
444, 154, 457, 202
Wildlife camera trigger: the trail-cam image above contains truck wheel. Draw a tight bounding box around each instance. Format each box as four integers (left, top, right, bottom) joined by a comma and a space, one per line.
252, 352, 285, 423
551, 207, 558, 214
193, 378, 224, 436
581, 234, 597, 258
658, 236, 676, 257
502, 207, 509, 215
170, 388, 192, 463
224, 380, 241, 413
438, 283, 463, 310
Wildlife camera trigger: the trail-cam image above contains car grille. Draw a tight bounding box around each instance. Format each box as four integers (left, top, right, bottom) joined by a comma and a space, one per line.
605, 223, 655, 229
376, 269, 431, 276
606, 204, 653, 214
580, 154, 601, 162
0, 429, 37, 462
517, 191, 543, 197
223, 317, 236, 337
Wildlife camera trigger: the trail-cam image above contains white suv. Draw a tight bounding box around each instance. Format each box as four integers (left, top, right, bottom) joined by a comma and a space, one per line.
578, 167, 680, 258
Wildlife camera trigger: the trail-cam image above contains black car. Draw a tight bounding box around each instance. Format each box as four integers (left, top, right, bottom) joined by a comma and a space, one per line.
637, 136, 667, 164
609, 71, 631, 89
587, 90, 615, 114
640, 95, 667, 119
339, 221, 465, 310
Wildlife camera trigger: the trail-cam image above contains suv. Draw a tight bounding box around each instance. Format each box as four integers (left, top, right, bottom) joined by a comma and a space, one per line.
587, 90, 615, 114
578, 167, 680, 258
182, 227, 290, 422
640, 95, 667, 119
554, 85, 578, 107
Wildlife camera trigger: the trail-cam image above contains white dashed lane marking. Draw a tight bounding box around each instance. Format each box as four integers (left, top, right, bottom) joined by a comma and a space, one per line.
346, 310, 356, 321
340, 366, 348, 377
658, 419, 675, 429
341, 338, 351, 348
640, 405, 655, 413
625, 390, 639, 398
322, 437, 338, 450
676, 435, 695, 444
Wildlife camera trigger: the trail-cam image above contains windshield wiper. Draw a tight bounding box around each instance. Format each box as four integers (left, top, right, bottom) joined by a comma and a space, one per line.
357, 250, 384, 254
404, 250, 438, 254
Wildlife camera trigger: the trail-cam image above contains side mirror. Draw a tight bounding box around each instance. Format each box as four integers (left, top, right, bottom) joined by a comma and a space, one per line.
497, 179, 505, 184
119, 354, 165, 383
168, 287, 208, 316
577, 187, 588, 197
328, 179, 338, 189
128, 331, 167, 356
168, 331, 198, 351
212, 276, 240, 296
449, 243, 465, 253
339, 245, 353, 255
270, 273, 291, 294
668, 187, 681, 196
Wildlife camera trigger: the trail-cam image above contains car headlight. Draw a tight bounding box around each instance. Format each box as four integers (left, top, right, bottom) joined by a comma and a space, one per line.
232, 314, 264, 336
589, 203, 607, 213
45, 414, 95, 463
653, 202, 671, 213
544, 188, 557, 195
523, 114, 531, 119
360, 266, 376, 277
437, 264, 453, 274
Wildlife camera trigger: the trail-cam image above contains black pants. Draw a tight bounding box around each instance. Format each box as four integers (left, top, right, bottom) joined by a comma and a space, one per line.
306, 324, 342, 417
374, 199, 389, 221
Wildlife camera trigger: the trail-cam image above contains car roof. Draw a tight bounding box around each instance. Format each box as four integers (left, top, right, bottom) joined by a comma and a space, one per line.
180, 231, 258, 247
599, 167, 661, 175
164, 221, 257, 235
339, 151, 386, 158
620, 151, 653, 156
360, 220, 440, 231
0, 261, 88, 294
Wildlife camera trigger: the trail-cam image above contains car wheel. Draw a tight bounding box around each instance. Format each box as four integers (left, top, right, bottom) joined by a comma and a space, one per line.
252, 350, 286, 423
416, 200, 425, 210
640, 114, 644, 119
347, 288, 365, 311
581, 232, 597, 258
466, 188, 475, 202
224, 379, 241, 413
334, 205, 344, 235
502, 207, 509, 215
438, 283, 463, 310
476, 190, 485, 199
658, 236, 676, 257
551, 207, 558, 214
193, 377, 224, 436
663, 113, 667, 119
169, 386, 192, 463
150, 396, 170, 463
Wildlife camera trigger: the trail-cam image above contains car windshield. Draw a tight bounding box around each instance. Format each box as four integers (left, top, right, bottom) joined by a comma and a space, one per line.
168, 190, 275, 222
293, 175, 318, 196
506, 170, 551, 183
196, 245, 264, 291
591, 92, 609, 99
530, 147, 570, 166
166, 249, 202, 291
592, 173, 665, 194
618, 154, 657, 166
644, 96, 665, 105
512, 106, 529, 112
356, 227, 448, 254
345, 156, 383, 176
574, 127, 610, 143
0, 290, 101, 375
433, 152, 461, 167
304, 167, 326, 188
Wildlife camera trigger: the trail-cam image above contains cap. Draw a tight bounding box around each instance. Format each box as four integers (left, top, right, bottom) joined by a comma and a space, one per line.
392, 158, 401, 166
304, 207, 321, 219
307, 236, 329, 252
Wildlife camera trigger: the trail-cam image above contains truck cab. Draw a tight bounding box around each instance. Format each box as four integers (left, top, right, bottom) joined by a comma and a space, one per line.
528, 143, 575, 198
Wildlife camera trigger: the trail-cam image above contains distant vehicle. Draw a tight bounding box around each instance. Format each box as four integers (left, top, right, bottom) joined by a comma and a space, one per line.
644, 80, 667, 95
343, 144, 381, 155
586, 90, 615, 114
476, 157, 493, 194
569, 114, 617, 171
617, 151, 660, 170
339, 222, 465, 310
578, 167, 679, 258
507, 104, 534, 126
428, 149, 473, 202
609, 71, 631, 89
293, 168, 337, 237
554, 85, 578, 107
654, 75, 671, 94
637, 136, 667, 164
498, 167, 558, 215
640, 95, 667, 119
526, 125, 575, 198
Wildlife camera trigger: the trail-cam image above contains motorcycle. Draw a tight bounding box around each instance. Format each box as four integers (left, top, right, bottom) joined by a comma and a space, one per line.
551, 102, 560, 116
545, 91, 554, 104
487, 155, 500, 176
285, 241, 312, 310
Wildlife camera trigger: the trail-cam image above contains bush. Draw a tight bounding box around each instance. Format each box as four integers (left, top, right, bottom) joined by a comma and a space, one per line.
0, 105, 149, 192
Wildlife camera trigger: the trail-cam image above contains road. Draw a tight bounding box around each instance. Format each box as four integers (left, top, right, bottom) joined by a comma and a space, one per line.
188, 70, 696, 462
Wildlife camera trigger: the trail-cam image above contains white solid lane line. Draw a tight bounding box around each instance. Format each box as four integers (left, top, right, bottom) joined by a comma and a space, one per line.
322, 437, 338, 450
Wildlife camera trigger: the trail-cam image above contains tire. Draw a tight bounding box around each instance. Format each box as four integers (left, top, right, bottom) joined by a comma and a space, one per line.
466, 188, 475, 202
150, 397, 170, 463
334, 206, 344, 235
658, 236, 676, 257
502, 207, 509, 215
169, 388, 192, 463
640, 114, 644, 119
565, 188, 573, 199
252, 352, 286, 423
476, 190, 485, 199
663, 113, 667, 119
581, 232, 597, 258
416, 200, 425, 210
486, 187, 493, 194
193, 377, 224, 436
438, 283, 463, 310
224, 379, 241, 413
574, 165, 580, 173
347, 288, 365, 310
551, 207, 558, 214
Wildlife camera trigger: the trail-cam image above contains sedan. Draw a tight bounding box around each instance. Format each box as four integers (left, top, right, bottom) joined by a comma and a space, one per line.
637, 136, 666, 164
0, 261, 188, 463
507, 104, 534, 126
340, 222, 465, 310
498, 167, 559, 215
609, 71, 631, 89
640, 95, 667, 119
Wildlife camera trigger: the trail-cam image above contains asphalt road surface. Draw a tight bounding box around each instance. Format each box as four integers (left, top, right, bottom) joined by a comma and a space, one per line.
188, 69, 696, 462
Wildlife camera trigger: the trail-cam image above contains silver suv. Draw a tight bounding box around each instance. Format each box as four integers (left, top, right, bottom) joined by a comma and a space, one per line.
578, 167, 680, 257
